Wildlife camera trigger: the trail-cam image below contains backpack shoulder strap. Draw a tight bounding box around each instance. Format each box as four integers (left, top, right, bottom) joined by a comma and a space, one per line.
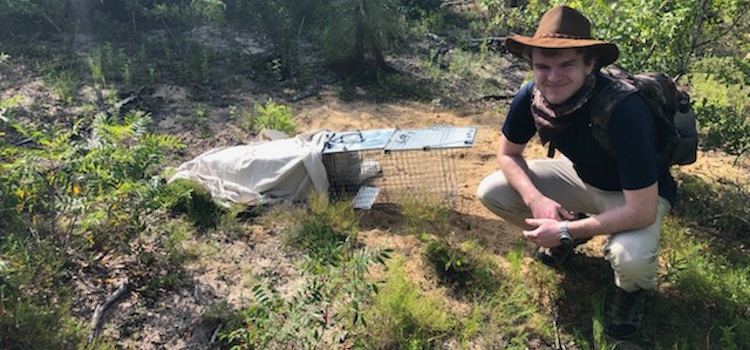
591, 65, 639, 152
631, 71, 681, 165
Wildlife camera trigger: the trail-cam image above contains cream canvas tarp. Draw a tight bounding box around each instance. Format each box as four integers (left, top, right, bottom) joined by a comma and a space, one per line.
168, 129, 331, 206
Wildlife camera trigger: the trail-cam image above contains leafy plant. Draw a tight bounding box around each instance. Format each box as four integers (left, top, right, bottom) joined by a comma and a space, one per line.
0, 52, 10, 66
192, 103, 213, 138
0, 231, 92, 349
87, 51, 106, 89
1, 98, 191, 347
0, 256, 18, 321
1, 108, 184, 248
689, 71, 750, 160
251, 99, 296, 136
0, 95, 22, 122
222, 192, 389, 348
224, 240, 390, 349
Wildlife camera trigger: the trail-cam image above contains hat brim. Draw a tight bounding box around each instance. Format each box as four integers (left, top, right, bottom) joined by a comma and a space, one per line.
505, 35, 619, 67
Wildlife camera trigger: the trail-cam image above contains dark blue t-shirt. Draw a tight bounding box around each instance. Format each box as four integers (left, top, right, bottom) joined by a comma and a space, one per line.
502, 74, 677, 205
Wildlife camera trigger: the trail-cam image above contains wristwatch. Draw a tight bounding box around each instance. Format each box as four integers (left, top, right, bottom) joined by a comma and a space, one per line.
559, 221, 574, 247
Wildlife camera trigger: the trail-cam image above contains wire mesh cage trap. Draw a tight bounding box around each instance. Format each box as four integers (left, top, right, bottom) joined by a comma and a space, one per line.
322, 126, 477, 209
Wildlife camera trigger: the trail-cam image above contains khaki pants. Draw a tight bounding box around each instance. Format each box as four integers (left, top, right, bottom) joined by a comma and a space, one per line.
476, 158, 671, 291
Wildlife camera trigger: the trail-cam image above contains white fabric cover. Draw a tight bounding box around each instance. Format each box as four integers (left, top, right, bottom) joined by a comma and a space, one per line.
169, 129, 330, 206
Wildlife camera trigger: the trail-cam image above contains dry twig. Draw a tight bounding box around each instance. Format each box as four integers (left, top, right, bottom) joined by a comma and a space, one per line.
88, 277, 130, 343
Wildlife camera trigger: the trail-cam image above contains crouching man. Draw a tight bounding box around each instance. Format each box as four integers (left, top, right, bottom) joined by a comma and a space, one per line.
476, 5, 676, 339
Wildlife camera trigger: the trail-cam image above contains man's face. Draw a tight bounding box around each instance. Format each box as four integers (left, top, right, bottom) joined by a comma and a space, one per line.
531, 48, 595, 105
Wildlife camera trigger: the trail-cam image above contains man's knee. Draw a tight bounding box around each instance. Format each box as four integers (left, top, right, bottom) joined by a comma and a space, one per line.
605, 242, 658, 279
476, 173, 505, 207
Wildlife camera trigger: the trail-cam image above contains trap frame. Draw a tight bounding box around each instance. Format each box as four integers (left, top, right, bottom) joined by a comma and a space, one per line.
322, 126, 477, 209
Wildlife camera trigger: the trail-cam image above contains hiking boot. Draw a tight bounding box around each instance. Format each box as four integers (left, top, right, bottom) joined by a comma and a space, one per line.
533, 237, 590, 267
605, 288, 646, 339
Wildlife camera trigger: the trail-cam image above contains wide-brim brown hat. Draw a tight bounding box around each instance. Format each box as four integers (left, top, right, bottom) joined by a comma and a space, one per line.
505, 5, 619, 67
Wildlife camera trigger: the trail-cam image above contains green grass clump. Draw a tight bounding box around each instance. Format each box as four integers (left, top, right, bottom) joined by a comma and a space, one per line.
272, 192, 361, 263
162, 178, 226, 230
423, 237, 501, 294
398, 190, 450, 233
45, 69, 79, 105
361, 257, 457, 348
460, 245, 555, 348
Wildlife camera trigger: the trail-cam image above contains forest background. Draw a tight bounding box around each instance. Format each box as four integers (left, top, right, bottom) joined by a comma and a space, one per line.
1, 0, 750, 349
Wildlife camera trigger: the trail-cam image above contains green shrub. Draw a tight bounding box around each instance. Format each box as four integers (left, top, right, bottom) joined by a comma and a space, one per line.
0, 109, 182, 347
0, 234, 92, 349
252, 99, 296, 136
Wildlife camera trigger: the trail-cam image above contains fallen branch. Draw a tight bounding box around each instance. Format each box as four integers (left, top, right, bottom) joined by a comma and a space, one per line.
210, 324, 223, 343
476, 94, 515, 101
88, 277, 130, 343
95, 86, 146, 118
114, 86, 145, 112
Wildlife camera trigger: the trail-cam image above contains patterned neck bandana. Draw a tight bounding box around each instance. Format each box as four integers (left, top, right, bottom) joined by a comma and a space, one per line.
531, 73, 597, 144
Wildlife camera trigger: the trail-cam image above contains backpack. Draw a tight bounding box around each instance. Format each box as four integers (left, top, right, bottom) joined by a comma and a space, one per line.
590, 65, 698, 166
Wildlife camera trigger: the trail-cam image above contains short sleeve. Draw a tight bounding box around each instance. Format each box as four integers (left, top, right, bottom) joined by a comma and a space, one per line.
502, 82, 537, 144
607, 94, 659, 190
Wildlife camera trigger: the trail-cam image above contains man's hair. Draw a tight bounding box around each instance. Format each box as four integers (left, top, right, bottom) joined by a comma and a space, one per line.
523, 47, 598, 67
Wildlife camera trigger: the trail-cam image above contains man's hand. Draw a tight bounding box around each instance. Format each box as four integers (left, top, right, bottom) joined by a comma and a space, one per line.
523, 218, 563, 248
527, 195, 576, 221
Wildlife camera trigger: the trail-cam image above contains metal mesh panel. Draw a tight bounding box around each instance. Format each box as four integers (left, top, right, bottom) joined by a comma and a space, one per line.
377, 147, 461, 206
322, 126, 476, 209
